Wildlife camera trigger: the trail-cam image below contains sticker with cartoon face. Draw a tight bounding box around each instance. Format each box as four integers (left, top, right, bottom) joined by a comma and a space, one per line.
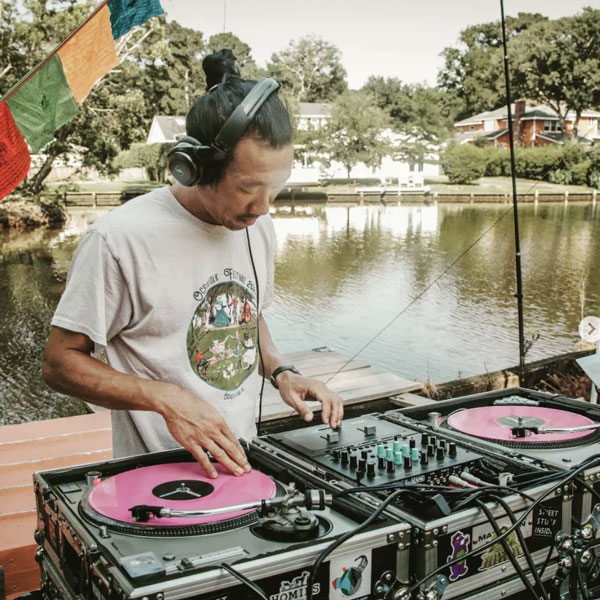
187, 281, 258, 391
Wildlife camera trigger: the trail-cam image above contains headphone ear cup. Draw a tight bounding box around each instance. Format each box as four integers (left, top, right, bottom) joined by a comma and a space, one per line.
168, 136, 205, 186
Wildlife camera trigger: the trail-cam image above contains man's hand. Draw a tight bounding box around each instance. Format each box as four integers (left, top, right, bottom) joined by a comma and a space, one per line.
158, 384, 250, 479
276, 372, 344, 429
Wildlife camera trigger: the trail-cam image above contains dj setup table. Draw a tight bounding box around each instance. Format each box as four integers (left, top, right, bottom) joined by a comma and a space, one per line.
33, 387, 600, 600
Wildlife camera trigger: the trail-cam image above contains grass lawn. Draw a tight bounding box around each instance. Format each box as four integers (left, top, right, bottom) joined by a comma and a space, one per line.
47, 176, 597, 197
318, 176, 596, 195
46, 180, 163, 193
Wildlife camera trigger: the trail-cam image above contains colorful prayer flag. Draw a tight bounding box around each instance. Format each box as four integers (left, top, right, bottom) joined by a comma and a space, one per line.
107, 0, 164, 40
58, 4, 119, 104
5, 55, 79, 153
0, 102, 31, 201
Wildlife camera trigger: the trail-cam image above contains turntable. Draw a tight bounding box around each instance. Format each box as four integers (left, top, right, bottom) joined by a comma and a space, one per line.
390, 387, 600, 525
34, 446, 410, 600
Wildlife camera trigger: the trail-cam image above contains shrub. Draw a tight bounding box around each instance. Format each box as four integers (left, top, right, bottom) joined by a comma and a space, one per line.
588, 146, 600, 189
113, 143, 174, 181
441, 144, 486, 184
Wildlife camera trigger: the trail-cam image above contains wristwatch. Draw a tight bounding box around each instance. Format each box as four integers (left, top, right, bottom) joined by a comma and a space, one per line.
270, 365, 301, 389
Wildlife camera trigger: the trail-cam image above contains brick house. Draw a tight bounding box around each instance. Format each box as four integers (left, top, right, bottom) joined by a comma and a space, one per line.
454, 101, 600, 147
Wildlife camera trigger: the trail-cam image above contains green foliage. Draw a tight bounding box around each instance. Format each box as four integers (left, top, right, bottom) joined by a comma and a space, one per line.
445, 143, 595, 185
362, 76, 461, 144
267, 35, 347, 102
440, 144, 486, 184
114, 143, 173, 181
588, 147, 600, 189
312, 91, 390, 178
438, 13, 545, 117
511, 9, 600, 138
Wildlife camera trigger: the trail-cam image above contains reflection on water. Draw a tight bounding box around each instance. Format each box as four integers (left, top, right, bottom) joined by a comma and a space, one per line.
1, 202, 599, 424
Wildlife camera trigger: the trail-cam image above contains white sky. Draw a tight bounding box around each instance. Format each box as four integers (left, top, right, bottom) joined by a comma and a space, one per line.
163, 0, 600, 89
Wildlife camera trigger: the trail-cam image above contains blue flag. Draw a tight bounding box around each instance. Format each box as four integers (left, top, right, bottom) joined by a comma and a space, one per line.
107, 0, 164, 40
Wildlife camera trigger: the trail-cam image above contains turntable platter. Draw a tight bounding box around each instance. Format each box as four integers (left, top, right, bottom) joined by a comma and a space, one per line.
447, 405, 596, 444
86, 462, 277, 528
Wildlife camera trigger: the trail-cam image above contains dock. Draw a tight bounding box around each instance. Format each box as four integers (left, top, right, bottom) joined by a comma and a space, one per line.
0, 348, 421, 599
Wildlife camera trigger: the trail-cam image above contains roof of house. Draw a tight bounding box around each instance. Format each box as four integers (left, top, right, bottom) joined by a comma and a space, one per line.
455, 104, 600, 127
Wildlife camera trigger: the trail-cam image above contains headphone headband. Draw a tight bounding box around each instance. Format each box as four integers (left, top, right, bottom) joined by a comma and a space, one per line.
168, 78, 281, 186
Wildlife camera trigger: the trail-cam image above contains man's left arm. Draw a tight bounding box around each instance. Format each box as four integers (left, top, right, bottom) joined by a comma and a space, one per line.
257, 314, 344, 429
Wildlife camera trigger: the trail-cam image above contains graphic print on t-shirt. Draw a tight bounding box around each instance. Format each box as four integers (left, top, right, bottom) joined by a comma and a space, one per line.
187, 279, 258, 391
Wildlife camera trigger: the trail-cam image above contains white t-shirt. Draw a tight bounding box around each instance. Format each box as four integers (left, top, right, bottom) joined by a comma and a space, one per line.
51, 186, 275, 457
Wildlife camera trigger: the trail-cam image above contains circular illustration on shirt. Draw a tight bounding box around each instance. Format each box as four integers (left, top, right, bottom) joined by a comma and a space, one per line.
186, 281, 258, 391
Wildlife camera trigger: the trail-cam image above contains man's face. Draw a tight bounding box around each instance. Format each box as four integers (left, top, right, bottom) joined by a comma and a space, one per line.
201, 137, 293, 230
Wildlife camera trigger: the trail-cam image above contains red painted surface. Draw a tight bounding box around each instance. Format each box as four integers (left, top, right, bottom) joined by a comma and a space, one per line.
0, 413, 112, 598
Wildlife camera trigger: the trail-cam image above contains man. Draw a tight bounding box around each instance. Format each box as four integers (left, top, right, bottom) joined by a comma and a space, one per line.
42, 50, 344, 479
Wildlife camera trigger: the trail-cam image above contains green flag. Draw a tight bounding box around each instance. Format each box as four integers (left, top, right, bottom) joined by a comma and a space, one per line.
6, 55, 79, 153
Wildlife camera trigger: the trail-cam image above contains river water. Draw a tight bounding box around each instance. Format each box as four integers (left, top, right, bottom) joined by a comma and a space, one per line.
1, 201, 599, 424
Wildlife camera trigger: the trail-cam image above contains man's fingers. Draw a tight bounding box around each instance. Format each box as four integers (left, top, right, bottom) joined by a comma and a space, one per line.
288, 392, 314, 422
219, 427, 251, 472
204, 438, 245, 476
189, 445, 218, 479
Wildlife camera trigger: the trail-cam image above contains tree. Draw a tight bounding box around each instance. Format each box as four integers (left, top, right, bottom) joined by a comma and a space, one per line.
206, 32, 265, 81
315, 91, 389, 179
267, 35, 347, 102
362, 76, 462, 142
438, 13, 548, 117
511, 8, 600, 139
2, 2, 206, 195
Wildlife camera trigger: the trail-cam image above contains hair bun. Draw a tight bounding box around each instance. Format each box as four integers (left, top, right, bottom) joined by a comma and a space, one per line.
203, 49, 241, 91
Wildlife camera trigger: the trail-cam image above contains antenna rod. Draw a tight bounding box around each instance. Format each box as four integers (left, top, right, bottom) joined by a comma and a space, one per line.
500, 0, 526, 382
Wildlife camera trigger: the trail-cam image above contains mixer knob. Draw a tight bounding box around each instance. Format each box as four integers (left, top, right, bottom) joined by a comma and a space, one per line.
367, 461, 376, 478
411, 448, 420, 463
361, 449, 369, 460
409, 438, 416, 449
358, 458, 366, 473
378, 456, 385, 470
394, 451, 403, 466
386, 459, 396, 473
436, 447, 445, 461
377, 444, 386, 459
403, 455, 412, 470
439, 440, 447, 451
349, 453, 358, 470
402, 444, 410, 458
393, 439, 401, 454
427, 444, 435, 458
420, 450, 428, 465
341, 451, 349, 466
331, 449, 341, 462
449, 442, 457, 458
421, 433, 429, 446
429, 435, 437, 447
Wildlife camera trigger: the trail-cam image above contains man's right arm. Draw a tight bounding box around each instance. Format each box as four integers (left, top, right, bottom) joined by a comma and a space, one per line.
42, 326, 250, 478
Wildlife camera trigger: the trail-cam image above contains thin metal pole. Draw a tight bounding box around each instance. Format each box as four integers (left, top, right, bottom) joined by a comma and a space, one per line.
500, 0, 526, 382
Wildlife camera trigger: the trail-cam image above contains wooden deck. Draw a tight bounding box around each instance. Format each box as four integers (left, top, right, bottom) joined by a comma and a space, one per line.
0, 348, 421, 599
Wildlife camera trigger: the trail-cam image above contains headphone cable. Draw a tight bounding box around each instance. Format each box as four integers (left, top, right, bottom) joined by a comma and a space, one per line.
246, 227, 266, 436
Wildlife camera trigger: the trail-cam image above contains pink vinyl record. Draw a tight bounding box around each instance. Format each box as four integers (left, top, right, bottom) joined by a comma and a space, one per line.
447, 406, 595, 443
87, 462, 277, 526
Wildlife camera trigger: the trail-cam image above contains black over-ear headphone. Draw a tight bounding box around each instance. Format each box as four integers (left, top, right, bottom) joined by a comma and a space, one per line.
167, 78, 280, 186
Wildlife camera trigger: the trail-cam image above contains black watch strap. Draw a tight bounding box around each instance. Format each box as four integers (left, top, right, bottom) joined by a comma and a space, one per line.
270, 365, 301, 389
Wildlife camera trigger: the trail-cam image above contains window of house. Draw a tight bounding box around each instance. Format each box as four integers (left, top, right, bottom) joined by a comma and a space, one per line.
544, 120, 561, 132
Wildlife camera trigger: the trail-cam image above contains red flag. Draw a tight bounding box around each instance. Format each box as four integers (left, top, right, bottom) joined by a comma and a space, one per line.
0, 102, 31, 201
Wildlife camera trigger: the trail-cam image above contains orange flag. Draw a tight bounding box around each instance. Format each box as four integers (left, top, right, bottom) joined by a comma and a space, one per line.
57, 4, 119, 104
0, 102, 31, 201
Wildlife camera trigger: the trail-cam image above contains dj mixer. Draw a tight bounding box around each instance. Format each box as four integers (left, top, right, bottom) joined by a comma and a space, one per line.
257, 412, 572, 599
33, 387, 600, 600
